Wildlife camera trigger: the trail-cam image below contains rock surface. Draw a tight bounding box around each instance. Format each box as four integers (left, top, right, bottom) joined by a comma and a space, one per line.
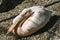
0, 0, 60, 40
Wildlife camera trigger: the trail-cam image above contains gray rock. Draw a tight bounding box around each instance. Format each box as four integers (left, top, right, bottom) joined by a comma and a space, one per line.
0, 0, 60, 40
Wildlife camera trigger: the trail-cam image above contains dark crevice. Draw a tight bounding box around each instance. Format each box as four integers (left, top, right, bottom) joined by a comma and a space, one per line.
0, 0, 24, 13
44, 0, 60, 7
0, 0, 60, 13
0, 14, 18, 22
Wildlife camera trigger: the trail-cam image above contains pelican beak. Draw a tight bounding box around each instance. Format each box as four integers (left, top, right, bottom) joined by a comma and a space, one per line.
6, 10, 33, 35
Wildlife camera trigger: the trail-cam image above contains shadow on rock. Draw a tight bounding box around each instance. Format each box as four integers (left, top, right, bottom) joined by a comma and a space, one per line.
0, 14, 18, 22
0, 0, 24, 13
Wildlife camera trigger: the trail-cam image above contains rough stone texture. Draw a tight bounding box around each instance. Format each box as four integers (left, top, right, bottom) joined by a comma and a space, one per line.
0, 0, 60, 40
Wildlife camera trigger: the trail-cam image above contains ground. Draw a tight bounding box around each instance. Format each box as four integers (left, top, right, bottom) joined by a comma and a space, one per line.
0, 0, 60, 40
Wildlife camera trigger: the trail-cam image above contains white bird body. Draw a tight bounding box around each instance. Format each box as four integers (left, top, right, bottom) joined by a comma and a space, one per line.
7, 6, 54, 36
